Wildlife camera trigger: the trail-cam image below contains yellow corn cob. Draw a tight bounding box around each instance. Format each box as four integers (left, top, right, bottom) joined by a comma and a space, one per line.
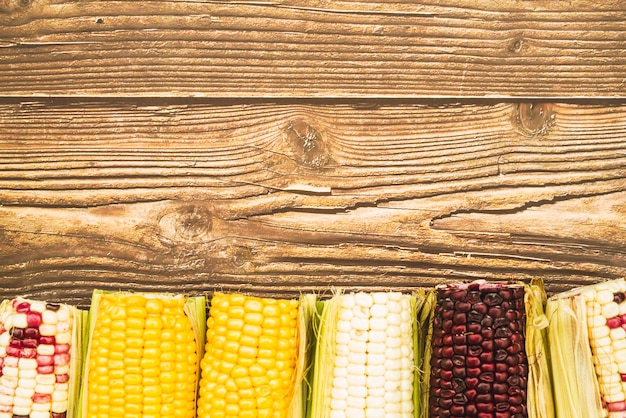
197, 292, 310, 418
81, 291, 205, 418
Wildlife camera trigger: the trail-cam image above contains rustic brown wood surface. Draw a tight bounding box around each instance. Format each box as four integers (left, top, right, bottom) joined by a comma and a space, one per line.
1, 0, 625, 98
1, 100, 624, 307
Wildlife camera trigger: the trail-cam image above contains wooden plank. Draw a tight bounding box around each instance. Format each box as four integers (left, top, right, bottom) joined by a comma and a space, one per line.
0, 100, 625, 306
0, 1, 624, 98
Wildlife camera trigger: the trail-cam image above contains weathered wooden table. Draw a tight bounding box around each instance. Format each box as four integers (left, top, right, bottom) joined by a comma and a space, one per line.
1, 1, 624, 307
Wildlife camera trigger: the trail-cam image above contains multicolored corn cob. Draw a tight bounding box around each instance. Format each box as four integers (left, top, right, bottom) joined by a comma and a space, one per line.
197, 292, 310, 418
0, 298, 83, 418
426, 281, 552, 418
81, 291, 205, 418
549, 278, 626, 418
309, 291, 419, 418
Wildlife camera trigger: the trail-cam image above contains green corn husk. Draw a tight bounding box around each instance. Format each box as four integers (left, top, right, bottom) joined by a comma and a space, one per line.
416, 289, 436, 418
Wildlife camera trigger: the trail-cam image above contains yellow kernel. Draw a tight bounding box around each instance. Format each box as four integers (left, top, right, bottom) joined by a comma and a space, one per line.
144, 347, 161, 359
249, 363, 266, 377
225, 329, 242, 342
251, 375, 269, 387
125, 384, 142, 394
126, 295, 146, 307
162, 382, 176, 394
127, 306, 147, 318
143, 385, 162, 397
243, 324, 262, 338
110, 351, 124, 361
145, 299, 164, 314
110, 386, 125, 398
160, 371, 177, 384
237, 357, 255, 367
110, 340, 125, 352
125, 317, 144, 329
145, 316, 163, 329
213, 311, 229, 326
224, 377, 238, 392
162, 314, 176, 329
223, 340, 239, 354
125, 327, 143, 338
109, 368, 125, 379
243, 298, 263, 313
161, 351, 176, 362
224, 404, 240, 416
124, 374, 142, 385
125, 348, 143, 359
258, 336, 278, 349
143, 376, 160, 386
235, 376, 253, 389
161, 340, 175, 352
126, 337, 144, 348
220, 360, 236, 374
160, 361, 175, 372
257, 356, 276, 370
238, 345, 257, 359
124, 357, 141, 367
161, 329, 175, 341
143, 367, 160, 378
109, 406, 125, 416
228, 305, 245, 319
239, 335, 258, 347
262, 316, 281, 329
227, 293, 245, 306
244, 312, 264, 326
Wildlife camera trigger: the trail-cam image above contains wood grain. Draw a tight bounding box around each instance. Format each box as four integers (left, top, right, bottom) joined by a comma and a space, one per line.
0, 0, 624, 98
0, 100, 625, 306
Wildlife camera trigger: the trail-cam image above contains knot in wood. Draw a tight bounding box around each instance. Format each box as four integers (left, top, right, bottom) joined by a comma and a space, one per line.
283, 119, 330, 169
514, 103, 555, 137
173, 205, 212, 241
508, 38, 524, 54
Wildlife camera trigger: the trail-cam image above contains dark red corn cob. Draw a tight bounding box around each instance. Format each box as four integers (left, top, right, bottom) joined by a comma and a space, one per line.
429, 282, 528, 418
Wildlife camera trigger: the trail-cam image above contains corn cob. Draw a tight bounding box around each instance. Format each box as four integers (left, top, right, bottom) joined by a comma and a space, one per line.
549, 278, 626, 418
309, 291, 419, 418
197, 292, 312, 418
0, 297, 84, 418
426, 281, 552, 418
81, 291, 205, 418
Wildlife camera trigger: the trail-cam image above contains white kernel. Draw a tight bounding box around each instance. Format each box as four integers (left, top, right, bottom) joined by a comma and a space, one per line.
14, 395, 32, 408
0, 346, 5, 357
346, 374, 367, 388
12, 314, 27, 329
385, 390, 402, 403
386, 347, 402, 361
385, 368, 402, 382
35, 374, 56, 385
15, 387, 34, 398
400, 321, 412, 335
401, 356, 413, 370
348, 340, 367, 355
331, 387, 348, 401
365, 407, 385, 418
347, 396, 367, 409
0, 332, 10, 347
56, 321, 70, 334
351, 317, 369, 332
603, 391, 626, 403
330, 399, 347, 411
355, 293, 373, 308
39, 324, 57, 337
386, 337, 402, 349
353, 305, 369, 319
347, 363, 366, 376
365, 395, 385, 409
55, 332, 71, 345
366, 375, 385, 389
17, 358, 37, 371
368, 331, 386, 344
400, 378, 413, 392
384, 400, 402, 413
55, 383, 69, 392
338, 308, 353, 322
32, 402, 52, 411
592, 336, 613, 350
368, 342, 386, 354
3, 366, 18, 378
401, 400, 414, 413
370, 304, 388, 318
400, 309, 411, 323
12, 406, 30, 416
4, 357, 18, 367
336, 329, 351, 345
367, 353, 386, 366
599, 374, 621, 385
386, 325, 402, 339
587, 301, 602, 315
347, 386, 368, 398
588, 315, 607, 327
619, 303, 626, 316
341, 294, 356, 310
372, 293, 389, 305
0, 395, 13, 406
35, 384, 54, 395
41, 310, 58, 325
612, 327, 626, 341
18, 378, 35, 389
1, 376, 18, 389
30, 412, 50, 418
603, 303, 620, 319
337, 320, 351, 333
336, 343, 349, 357
19, 369, 37, 379
56, 306, 70, 322
333, 366, 347, 377
52, 390, 68, 402
37, 344, 55, 356
345, 407, 366, 417
597, 290, 615, 304
350, 329, 369, 343
29, 302, 46, 313
333, 376, 348, 389
366, 364, 385, 377
618, 361, 626, 372
349, 352, 367, 365
51, 400, 68, 413
330, 411, 345, 418
594, 352, 615, 367
368, 387, 385, 397
0, 386, 14, 396
384, 380, 400, 393
387, 313, 402, 325
369, 318, 388, 331
615, 348, 626, 362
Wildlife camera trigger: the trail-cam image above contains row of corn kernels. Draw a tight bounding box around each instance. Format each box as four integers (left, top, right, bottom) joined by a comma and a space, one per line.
1, 279, 625, 418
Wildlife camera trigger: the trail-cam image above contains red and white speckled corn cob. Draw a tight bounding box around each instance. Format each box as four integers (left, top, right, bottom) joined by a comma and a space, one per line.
0, 298, 81, 418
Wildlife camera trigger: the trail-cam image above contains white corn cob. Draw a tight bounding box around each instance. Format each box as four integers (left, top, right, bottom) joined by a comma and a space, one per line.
310, 291, 417, 418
